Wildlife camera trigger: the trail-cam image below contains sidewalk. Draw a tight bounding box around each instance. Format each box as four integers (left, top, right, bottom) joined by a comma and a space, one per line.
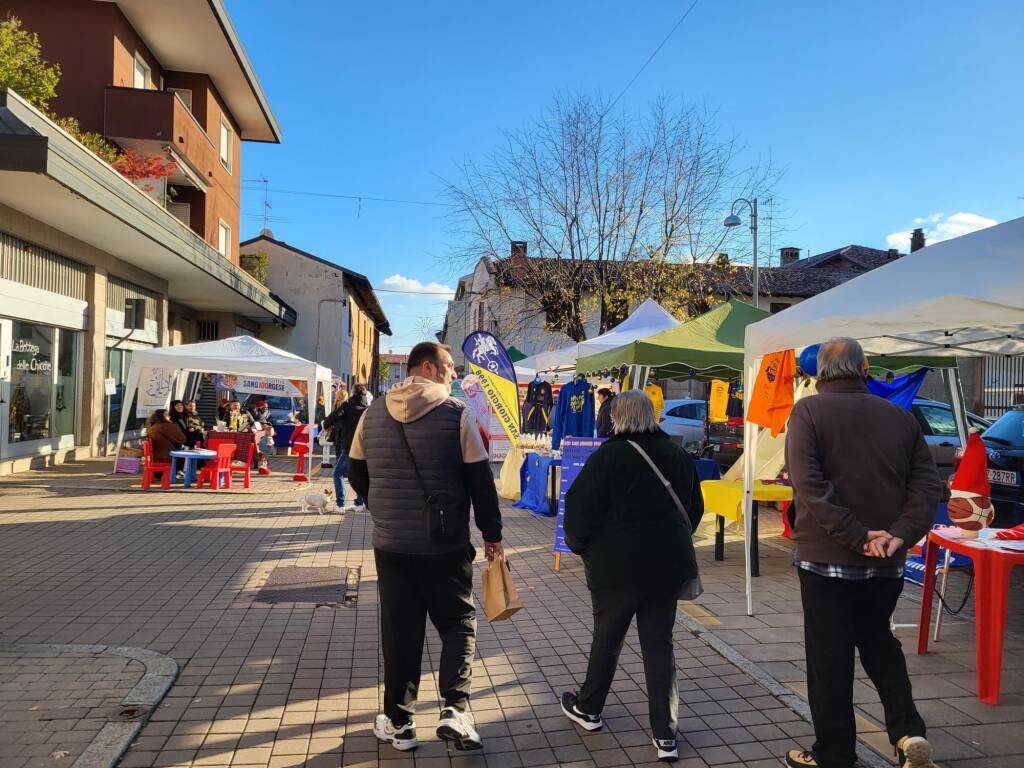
0, 459, 1020, 767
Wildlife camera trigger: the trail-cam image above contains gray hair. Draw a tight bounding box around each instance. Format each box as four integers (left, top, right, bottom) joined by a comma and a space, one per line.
611, 389, 659, 434
817, 337, 866, 383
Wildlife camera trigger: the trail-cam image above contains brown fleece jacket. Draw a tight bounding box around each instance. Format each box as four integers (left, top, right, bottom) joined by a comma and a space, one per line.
785, 378, 943, 566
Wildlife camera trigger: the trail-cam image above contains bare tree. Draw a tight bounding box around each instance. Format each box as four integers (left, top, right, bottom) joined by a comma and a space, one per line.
444, 94, 778, 342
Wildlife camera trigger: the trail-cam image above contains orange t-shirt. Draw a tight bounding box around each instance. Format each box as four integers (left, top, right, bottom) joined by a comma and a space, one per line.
746, 350, 796, 437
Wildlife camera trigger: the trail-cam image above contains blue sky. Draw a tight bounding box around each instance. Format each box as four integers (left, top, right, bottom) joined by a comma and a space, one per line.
227, 0, 1024, 352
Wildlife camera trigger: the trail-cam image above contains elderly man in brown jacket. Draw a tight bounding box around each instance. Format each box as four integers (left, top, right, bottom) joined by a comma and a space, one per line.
783, 338, 943, 768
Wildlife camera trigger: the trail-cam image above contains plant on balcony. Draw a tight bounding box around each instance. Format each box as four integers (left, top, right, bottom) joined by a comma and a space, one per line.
112, 149, 178, 193
0, 15, 61, 110
52, 115, 121, 164
240, 250, 269, 285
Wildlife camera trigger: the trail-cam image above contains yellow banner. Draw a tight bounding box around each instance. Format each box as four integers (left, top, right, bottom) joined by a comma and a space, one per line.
467, 362, 522, 444
709, 379, 729, 422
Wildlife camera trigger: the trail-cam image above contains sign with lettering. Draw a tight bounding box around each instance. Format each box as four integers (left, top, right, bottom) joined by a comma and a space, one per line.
553, 436, 606, 555
215, 374, 306, 398
12, 338, 52, 375
137, 367, 173, 417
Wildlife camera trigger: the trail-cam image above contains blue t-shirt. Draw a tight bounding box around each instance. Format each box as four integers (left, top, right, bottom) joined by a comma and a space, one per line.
551, 379, 595, 449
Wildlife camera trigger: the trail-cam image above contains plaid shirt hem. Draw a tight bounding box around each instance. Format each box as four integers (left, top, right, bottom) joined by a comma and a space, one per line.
795, 560, 904, 580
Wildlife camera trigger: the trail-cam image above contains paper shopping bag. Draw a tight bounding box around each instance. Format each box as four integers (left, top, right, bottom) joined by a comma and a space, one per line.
482, 557, 523, 621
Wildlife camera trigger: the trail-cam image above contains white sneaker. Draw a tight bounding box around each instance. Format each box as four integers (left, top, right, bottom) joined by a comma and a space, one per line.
373, 714, 418, 751
436, 707, 482, 750
351, 503, 366, 513
653, 738, 679, 761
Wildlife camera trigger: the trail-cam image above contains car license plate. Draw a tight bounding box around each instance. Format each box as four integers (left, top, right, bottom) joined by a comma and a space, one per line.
988, 469, 1020, 486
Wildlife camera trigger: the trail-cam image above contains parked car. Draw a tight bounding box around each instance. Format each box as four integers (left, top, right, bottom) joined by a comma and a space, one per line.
704, 396, 989, 475
658, 399, 707, 452
974, 407, 1024, 528
241, 394, 298, 424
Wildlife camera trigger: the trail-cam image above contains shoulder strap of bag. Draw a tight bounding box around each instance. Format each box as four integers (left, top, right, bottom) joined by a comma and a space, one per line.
627, 440, 692, 534
390, 412, 430, 501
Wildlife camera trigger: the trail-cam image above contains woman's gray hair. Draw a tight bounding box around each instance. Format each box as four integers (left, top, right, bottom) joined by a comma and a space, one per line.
817, 337, 866, 383
611, 389, 659, 434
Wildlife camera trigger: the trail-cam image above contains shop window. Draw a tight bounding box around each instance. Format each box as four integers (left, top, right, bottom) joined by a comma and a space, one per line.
53, 329, 79, 438
107, 348, 143, 434
8, 322, 54, 443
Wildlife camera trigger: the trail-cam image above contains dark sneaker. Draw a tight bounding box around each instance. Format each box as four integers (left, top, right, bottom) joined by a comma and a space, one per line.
436, 707, 482, 750
373, 714, 418, 751
785, 750, 819, 767
560, 691, 603, 731
653, 738, 678, 761
896, 736, 937, 768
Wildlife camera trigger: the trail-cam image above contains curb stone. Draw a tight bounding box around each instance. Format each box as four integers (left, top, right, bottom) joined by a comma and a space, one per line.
0, 642, 178, 768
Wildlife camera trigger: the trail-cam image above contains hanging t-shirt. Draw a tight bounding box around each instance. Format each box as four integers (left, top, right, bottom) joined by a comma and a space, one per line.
644, 383, 665, 417
522, 379, 554, 432
746, 350, 796, 437
709, 379, 729, 422
865, 368, 929, 410
551, 378, 595, 450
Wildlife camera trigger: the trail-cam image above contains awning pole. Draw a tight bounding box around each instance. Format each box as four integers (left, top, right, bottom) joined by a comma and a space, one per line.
742, 356, 760, 616
944, 365, 969, 447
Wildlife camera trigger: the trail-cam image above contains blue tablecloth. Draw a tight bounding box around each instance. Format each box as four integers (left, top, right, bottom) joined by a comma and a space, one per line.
695, 458, 722, 481
514, 452, 560, 517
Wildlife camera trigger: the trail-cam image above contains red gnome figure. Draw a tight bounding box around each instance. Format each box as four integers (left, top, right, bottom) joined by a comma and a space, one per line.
947, 429, 994, 538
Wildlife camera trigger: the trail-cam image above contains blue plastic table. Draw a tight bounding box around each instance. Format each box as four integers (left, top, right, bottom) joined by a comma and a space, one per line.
169, 449, 217, 488
514, 452, 561, 517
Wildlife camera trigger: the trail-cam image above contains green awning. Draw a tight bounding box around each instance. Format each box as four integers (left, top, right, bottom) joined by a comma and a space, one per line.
506, 345, 527, 362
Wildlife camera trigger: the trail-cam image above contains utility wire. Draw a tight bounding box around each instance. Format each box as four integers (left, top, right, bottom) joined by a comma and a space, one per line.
607, 0, 701, 113
241, 181, 450, 208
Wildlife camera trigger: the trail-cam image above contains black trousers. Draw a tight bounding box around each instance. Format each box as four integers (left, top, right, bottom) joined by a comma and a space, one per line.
798, 568, 926, 767
375, 546, 477, 726
578, 587, 679, 740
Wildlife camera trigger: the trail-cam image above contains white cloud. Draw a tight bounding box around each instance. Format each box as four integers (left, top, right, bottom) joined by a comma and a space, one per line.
379, 274, 455, 298
886, 211, 998, 251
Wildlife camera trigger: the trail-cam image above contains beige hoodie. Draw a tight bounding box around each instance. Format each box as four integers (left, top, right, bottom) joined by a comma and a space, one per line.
349, 376, 488, 463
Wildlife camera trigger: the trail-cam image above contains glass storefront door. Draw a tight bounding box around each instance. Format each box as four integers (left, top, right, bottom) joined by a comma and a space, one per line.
1, 319, 81, 459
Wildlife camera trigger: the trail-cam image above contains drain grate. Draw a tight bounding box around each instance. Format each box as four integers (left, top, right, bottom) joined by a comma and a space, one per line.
255, 566, 353, 605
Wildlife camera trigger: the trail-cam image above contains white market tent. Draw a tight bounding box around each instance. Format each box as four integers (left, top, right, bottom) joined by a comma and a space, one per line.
739, 215, 1024, 614
515, 298, 680, 380
113, 336, 333, 477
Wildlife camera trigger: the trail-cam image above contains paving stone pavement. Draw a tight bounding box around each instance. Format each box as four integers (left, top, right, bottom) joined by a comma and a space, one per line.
1, 458, 1020, 768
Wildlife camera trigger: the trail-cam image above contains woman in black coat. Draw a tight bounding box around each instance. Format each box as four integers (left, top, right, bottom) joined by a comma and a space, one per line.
561, 390, 703, 763
595, 388, 615, 437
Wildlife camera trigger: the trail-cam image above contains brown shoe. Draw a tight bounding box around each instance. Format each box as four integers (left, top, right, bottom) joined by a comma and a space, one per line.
896, 736, 938, 768
785, 750, 818, 767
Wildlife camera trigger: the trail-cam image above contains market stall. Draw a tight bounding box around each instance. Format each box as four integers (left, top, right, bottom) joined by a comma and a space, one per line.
113, 336, 333, 479
742, 216, 1024, 618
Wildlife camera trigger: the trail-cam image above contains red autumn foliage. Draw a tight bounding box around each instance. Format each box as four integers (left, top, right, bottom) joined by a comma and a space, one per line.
112, 149, 178, 192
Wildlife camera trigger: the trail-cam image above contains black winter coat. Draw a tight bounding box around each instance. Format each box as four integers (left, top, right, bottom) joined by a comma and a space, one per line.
323, 401, 368, 454
596, 398, 614, 437
564, 430, 703, 592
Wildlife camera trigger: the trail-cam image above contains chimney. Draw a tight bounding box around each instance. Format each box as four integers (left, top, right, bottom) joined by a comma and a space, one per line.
260, 228, 274, 239
510, 240, 527, 259
910, 228, 925, 252
779, 246, 801, 267
887, 248, 900, 260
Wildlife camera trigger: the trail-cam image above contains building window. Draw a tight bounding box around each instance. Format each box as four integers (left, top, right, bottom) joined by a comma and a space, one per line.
106, 347, 142, 434
198, 320, 219, 341
133, 53, 151, 89
217, 220, 231, 258
219, 118, 233, 173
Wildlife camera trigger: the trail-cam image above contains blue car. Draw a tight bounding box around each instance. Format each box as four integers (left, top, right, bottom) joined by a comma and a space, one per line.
977, 407, 1024, 528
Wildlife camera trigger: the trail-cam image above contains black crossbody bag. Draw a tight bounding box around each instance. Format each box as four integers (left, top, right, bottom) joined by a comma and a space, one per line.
392, 415, 465, 547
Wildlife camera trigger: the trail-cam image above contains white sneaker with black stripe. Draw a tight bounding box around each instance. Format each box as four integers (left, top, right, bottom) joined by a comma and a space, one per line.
436, 707, 482, 750
654, 738, 679, 761
373, 714, 418, 751
560, 691, 603, 731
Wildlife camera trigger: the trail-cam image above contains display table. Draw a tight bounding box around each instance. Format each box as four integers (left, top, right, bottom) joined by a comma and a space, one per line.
514, 452, 561, 517
498, 445, 524, 501
169, 449, 217, 488
917, 529, 1024, 705
700, 479, 793, 575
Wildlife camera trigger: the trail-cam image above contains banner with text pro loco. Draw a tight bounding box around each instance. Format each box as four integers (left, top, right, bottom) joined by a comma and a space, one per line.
462, 331, 521, 444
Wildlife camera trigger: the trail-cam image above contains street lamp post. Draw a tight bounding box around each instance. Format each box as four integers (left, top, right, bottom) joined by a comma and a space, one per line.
723, 197, 759, 309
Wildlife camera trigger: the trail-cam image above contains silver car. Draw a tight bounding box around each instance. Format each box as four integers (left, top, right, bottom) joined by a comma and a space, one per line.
659, 399, 707, 451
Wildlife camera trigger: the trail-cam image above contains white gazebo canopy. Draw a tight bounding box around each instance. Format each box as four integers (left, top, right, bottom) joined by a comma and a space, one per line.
114, 336, 333, 476
738, 216, 1024, 615
516, 298, 681, 379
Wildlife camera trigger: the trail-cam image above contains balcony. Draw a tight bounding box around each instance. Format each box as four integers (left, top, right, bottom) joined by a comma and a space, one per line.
103, 86, 214, 192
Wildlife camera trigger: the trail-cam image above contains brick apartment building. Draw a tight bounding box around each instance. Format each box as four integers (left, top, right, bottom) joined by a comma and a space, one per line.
0, 0, 293, 472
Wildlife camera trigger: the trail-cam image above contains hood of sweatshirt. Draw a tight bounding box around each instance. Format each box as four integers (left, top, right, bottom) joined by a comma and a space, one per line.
385, 375, 451, 424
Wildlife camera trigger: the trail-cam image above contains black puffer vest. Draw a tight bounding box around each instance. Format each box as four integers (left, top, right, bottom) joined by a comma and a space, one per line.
360, 396, 470, 554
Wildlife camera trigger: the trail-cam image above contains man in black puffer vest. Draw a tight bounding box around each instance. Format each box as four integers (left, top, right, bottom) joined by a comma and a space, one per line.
348, 341, 503, 753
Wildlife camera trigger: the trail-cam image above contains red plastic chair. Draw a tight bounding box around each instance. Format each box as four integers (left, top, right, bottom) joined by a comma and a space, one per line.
196, 443, 236, 490
141, 439, 171, 490
230, 442, 255, 489
289, 424, 311, 481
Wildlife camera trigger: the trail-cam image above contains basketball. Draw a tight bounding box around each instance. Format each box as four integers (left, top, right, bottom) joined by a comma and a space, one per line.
947, 495, 993, 531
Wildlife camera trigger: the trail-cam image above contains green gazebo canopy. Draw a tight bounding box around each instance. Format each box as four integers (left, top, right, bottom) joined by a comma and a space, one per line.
577, 299, 768, 381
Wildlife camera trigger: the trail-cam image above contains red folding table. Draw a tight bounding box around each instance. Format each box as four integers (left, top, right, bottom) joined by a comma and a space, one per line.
917, 529, 1024, 705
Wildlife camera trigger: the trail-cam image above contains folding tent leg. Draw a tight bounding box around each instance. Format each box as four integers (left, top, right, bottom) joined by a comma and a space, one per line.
934, 548, 952, 642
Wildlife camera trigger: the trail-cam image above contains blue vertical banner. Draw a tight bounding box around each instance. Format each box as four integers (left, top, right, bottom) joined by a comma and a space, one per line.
553, 436, 606, 554
462, 331, 522, 444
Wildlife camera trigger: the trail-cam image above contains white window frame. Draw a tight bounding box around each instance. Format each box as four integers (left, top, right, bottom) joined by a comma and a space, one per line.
219, 118, 233, 173
217, 219, 232, 259
133, 53, 151, 89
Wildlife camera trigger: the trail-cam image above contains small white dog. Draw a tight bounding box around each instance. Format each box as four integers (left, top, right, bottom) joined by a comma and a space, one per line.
300, 489, 334, 514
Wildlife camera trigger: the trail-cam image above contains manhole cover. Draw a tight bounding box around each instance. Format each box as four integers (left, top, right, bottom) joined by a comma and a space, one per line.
255, 566, 352, 605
